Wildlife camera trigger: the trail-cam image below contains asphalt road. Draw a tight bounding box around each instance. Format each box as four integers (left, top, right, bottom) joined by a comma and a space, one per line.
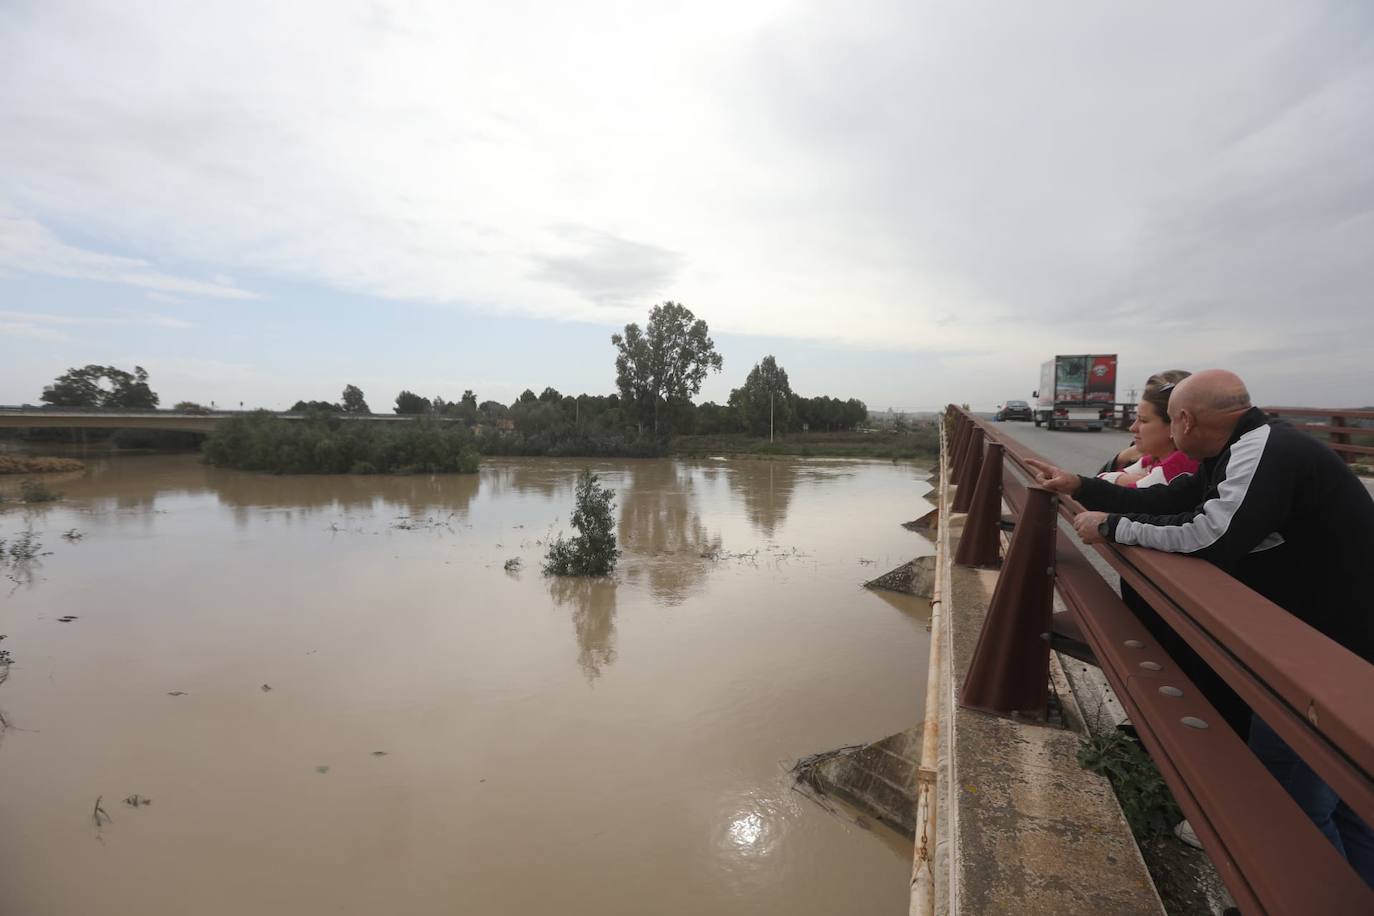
987, 419, 1133, 476
991, 418, 1374, 499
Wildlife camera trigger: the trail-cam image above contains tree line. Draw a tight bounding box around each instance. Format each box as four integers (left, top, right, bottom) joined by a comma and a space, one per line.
287, 305, 865, 441
28, 302, 876, 467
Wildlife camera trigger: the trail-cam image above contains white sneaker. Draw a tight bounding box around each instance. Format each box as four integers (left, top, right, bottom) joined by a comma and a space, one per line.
1174, 819, 1203, 849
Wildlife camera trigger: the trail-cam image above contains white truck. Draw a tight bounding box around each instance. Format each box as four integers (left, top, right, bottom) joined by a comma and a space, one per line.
1033, 355, 1118, 431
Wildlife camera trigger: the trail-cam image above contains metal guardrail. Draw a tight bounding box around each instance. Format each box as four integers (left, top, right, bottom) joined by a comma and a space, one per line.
945, 407, 1374, 914
1262, 407, 1374, 463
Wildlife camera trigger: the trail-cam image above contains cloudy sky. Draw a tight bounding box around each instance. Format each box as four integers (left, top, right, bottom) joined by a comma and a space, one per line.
2, 0, 1372, 411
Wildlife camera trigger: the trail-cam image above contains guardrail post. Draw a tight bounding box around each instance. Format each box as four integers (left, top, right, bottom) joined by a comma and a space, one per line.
950, 417, 973, 481
952, 427, 984, 511
954, 443, 1003, 568
950, 425, 983, 497
960, 485, 1057, 720
1331, 413, 1354, 463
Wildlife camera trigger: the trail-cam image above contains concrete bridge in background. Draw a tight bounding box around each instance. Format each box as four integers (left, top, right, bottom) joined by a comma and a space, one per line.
0, 407, 457, 434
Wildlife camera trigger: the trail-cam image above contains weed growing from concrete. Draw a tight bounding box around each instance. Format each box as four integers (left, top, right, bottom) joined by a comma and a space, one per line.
1078, 730, 1182, 840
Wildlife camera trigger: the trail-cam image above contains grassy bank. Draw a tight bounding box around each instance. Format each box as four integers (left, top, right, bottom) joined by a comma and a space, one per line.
0, 456, 86, 474
671, 428, 939, 461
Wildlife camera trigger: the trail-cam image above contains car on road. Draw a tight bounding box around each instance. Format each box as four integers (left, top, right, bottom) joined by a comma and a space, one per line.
995, 399, 1033, 422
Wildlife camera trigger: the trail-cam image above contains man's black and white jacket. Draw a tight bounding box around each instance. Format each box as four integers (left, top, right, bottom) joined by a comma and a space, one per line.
1075, 407, 1374, 662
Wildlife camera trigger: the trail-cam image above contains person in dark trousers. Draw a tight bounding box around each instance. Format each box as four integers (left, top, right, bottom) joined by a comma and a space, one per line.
1026, 369, 1374, 887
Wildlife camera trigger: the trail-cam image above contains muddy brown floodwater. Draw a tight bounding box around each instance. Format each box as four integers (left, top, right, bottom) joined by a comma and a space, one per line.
0, 454, 933, 916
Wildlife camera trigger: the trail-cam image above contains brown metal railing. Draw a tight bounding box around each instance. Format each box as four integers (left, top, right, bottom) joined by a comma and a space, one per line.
1263, 406, 1374, 463
944, 407, 1374, 914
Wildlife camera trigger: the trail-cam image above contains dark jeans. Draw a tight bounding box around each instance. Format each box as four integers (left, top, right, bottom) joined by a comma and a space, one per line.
1249, 715, 1374, 889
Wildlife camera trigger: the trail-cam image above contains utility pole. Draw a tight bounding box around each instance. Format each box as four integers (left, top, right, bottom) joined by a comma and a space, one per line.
770, 390, 774, 443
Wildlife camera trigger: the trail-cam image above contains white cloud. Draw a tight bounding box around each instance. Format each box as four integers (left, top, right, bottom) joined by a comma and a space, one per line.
0, 308, 192, 331
1, 1, 1371, 407
0, 320, 70, 343
125, 311, 195, 330
0, 211, 257, 300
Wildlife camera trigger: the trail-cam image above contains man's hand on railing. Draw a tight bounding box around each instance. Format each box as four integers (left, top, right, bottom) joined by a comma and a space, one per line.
1024, 458, 1082, 495
1073, 511, 1109, 544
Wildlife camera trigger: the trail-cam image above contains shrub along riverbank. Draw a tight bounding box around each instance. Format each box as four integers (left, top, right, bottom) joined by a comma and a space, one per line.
0, 456, 85, 475
203, 413, 479, 474
201, 413, 939, 474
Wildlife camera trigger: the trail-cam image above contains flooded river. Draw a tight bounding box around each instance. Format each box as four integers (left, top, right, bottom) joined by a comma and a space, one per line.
0, 455, 933, 915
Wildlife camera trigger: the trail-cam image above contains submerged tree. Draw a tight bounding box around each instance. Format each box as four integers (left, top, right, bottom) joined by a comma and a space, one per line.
544, 470, 621, 576
611, 301, 722, 436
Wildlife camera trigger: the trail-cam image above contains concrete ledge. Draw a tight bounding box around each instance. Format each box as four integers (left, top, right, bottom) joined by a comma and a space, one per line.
938, 513, 1164, 914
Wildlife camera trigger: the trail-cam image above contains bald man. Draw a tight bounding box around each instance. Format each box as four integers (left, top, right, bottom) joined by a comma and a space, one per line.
1027, 369, 1374, 884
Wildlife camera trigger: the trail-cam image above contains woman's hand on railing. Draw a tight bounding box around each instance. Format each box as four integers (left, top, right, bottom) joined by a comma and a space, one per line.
1024, 458, 1081, 495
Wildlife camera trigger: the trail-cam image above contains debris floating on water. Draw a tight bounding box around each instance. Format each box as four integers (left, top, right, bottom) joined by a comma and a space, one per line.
92, 795, 112, 828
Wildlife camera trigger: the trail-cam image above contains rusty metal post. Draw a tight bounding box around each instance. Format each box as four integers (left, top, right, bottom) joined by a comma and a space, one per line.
960, 485, 1057, 720
949, 418, 973, 481
943, 406, 959, 443
954, 443, 1003, 567
952, 427, 984, 511
1332, 414, 1354, 463
953, 425, 984, 506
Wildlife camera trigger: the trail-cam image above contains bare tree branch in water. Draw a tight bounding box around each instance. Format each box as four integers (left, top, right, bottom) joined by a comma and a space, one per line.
92, 795, 112, 830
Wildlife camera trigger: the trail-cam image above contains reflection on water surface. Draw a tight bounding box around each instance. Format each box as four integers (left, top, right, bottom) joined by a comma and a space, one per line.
0, 454, 931, 916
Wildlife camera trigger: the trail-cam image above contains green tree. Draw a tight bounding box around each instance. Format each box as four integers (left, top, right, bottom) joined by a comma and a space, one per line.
544, 470, 621, 576
731, 355, 794, 438
611, 301, 722, 436
454, 390, 478, 423
394, 390, 431, 415
291, 399, 341, 413
478, 400, 510, 422
40, 365, 159, 409
340, 384, 369, 414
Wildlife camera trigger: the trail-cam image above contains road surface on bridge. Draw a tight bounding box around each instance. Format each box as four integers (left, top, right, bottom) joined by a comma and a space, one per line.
987, 420, 1132, 476
992, 418, 1374, 499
